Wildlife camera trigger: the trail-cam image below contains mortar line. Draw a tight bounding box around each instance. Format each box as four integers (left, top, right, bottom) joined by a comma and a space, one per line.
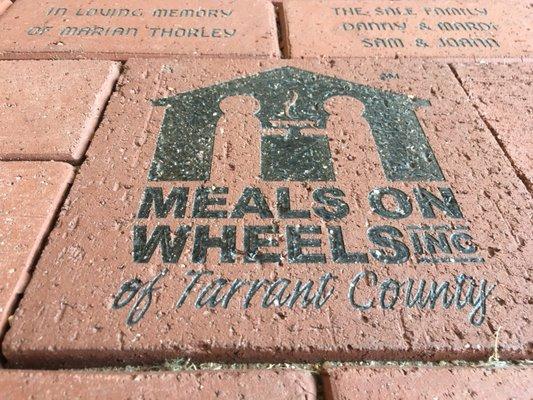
74, 61, 126, 166
315, 367, 328, 400
274, 2, 289, 59
3, 358, 531, 372
0, 168, 76, 366
0, 60, 124, 167
0, 61, 127, 365
447, 63, 532, 195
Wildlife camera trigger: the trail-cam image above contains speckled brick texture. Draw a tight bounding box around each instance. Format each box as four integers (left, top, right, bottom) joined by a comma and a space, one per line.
452, 62, 533, 190
0, 0, 280, 60
0, 162, 74, 337
0, 60, 120, 162
323, 366, 533, 400
3, 58, 531, 368
284, 0, 532, 60
0, 369, 317, 400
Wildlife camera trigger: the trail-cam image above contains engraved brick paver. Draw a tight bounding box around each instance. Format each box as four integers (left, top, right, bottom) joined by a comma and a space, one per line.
0, 0, 279, 60
452, 62, 533, 189
0, 60, 120, 162
0, 162, 74, 336
284, 0, 532, 59
323, 366, 533, 399
0, 369, 316, 400
3, 58, 532, 367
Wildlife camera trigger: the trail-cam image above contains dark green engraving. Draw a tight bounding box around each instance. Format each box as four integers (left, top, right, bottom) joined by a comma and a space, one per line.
150, 67, 444, 182
112, 268, 169, 326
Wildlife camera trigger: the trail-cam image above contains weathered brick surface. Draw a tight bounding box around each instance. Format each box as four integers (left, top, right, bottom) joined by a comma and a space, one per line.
0, 0, 11, 16
324, 366, 533, 399
284, 0, 532, 59
3, 58, 532, 367
452, 62, 533, 189
0, 162, 74, 336
0, 60, 120, 162
0, 369, 316, 399
0, 0, 280, 60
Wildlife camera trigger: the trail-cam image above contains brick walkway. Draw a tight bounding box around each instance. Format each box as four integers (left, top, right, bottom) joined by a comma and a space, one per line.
0, 1, 531, 398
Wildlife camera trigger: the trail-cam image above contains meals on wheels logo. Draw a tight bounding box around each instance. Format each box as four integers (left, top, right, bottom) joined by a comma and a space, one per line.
148, 67, 443, 182
113, 67, 494, 328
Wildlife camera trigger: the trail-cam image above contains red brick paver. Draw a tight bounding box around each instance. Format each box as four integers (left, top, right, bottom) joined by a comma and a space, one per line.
0, 1, 530, 397
323, 366, 533, 400
0, 0, 280, 60
3, 58, 531, 367
284, 0, 532, 60
452, 62, 533, 190
0, 369, 316, 400
0, 60, 120, 162
0, 162, 74, 336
